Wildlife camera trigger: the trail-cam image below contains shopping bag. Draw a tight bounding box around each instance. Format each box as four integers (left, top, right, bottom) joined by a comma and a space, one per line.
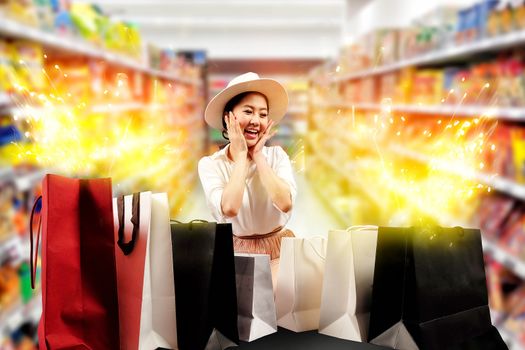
275, 236, 327, 332
368, 226, 508, 350
141, 193, 178, 349
30, 174, 120, 349
113, 192, 150, 350
170, 220, 239, 350
319, 226, 378, 341
235, 253, 277, 342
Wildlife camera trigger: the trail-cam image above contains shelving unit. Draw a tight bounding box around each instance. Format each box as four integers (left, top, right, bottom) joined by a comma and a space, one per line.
0, 292, 42, 338
317, 101, 525, 122
308, 3, 525, 346
321, 29, 525, 84
0, 18, 200, 86
0, 10, 206, 347
388, 144, 525, 201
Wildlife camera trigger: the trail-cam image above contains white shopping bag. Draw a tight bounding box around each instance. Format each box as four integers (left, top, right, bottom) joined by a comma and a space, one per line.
235, 253, 277, 342
318, 226, 378, 342
139, 193, 178, 349
275, 236, 327, 332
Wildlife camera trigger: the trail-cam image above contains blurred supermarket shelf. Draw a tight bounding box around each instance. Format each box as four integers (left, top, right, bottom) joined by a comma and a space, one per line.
287, 106, 309, 115
307, 144, 386, 211
0, 166, 46, 192
113, 154, 195, 195
384, 144, 525, 280
0, 18, 199, 86
6, 101, 201, 118
389, 144, 525, 201
0, 291, 41, 337
308, 176, 348, 226
0, 167, 15, 183
0, 235, 21, 261
311, 147, 525, 283
315, 101, 525, 122
329, 29, 525, 83
0, 93, 11, 107
14, 170, 46, 192
174, 114, 203, 127
482, 238, 525, 280
90, 102, 145, 114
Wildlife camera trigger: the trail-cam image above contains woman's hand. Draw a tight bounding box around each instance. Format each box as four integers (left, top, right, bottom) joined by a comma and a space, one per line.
225, 111, 248, 163
249, 120, 277, 161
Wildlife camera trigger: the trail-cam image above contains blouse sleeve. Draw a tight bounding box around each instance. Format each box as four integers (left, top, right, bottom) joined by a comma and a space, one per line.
273, 146, 297, 213
198, 157, 226, 221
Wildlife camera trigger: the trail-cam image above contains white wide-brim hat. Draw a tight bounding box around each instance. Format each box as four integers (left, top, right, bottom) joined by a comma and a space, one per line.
204, 72, 289, 130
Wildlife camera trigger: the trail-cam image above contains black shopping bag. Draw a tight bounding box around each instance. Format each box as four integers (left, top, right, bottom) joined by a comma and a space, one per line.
368, 226, 507, 350
171, 220, 239, 350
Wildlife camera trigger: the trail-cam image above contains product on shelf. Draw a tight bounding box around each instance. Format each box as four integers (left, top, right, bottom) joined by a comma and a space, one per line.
483, 125, 514, 179
0, 40, 18, 93
0, 40, 45, 93
486, 259, 506, 321
11, 41, 45, 92
0, 263, 20, 309
500, 208, 525, 257
511, 128, 525, 183
0, 183, 15, 242
1, 0, 40, 26
502, 283, 525, 346
475, 194, 517, 239
515, 1, 525, 31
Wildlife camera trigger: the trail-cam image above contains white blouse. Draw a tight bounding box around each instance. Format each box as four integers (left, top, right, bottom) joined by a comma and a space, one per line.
198, 144, 297, 237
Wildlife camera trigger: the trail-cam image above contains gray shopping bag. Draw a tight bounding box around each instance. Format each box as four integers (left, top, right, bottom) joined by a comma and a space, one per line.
235, 253, 277, 342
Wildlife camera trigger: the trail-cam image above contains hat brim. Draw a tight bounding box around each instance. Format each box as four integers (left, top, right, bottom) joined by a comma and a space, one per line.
204, 79, 289, 130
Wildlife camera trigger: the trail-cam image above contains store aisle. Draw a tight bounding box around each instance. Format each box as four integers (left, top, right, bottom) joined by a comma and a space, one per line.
175, 173, 341, 238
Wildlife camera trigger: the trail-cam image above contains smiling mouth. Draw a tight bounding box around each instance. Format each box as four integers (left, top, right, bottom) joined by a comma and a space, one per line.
244, 129, 259, 139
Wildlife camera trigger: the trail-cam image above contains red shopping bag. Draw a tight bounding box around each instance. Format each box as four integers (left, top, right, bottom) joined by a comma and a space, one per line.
30, 174, 120, 349
113, 192, 149, 350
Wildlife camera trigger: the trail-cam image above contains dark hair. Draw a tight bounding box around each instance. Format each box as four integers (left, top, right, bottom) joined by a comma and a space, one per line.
221, 91, 269, 140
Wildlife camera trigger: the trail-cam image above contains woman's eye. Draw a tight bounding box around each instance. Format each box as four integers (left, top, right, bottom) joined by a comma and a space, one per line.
244, 110, 252, 114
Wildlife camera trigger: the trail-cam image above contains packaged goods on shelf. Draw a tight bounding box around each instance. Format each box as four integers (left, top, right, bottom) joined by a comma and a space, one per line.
69, 2, 142, 58
0, 39, 45, 93
501, 282, 525, 346
474, 194, 517, 239
0, 183, 15, 242
486, 259, 507, 322
338, 44, 368, 73
0, 0, 40, 27
511, 128, 525, 183
515, 1, 525, 31
336, 52, 525, 108
1, 1, 144, 61
334, 1, 525, 78
0, 264, 20, 310
412, 69, 444, 105
456, 0, 499, 44
500, 208, 525, 257
379, 72, 398, 102
374, 28, 401, 66
488, 2, 519, 36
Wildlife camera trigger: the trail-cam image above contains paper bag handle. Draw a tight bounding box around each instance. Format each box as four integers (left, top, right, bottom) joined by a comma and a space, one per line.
346, 225, 378, 232
170, 219, 208, 230
303, 237, 326, 261
30, 195, 42, 290
117, 192, 140, 256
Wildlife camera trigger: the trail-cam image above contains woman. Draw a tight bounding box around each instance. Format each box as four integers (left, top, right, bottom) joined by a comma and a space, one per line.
198, 72, 297, 284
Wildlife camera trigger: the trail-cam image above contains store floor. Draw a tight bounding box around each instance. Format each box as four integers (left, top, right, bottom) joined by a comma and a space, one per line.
175, 173, 341, 237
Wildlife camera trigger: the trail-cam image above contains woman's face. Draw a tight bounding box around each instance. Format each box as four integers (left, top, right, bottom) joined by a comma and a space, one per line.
229, 92, 269, 148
